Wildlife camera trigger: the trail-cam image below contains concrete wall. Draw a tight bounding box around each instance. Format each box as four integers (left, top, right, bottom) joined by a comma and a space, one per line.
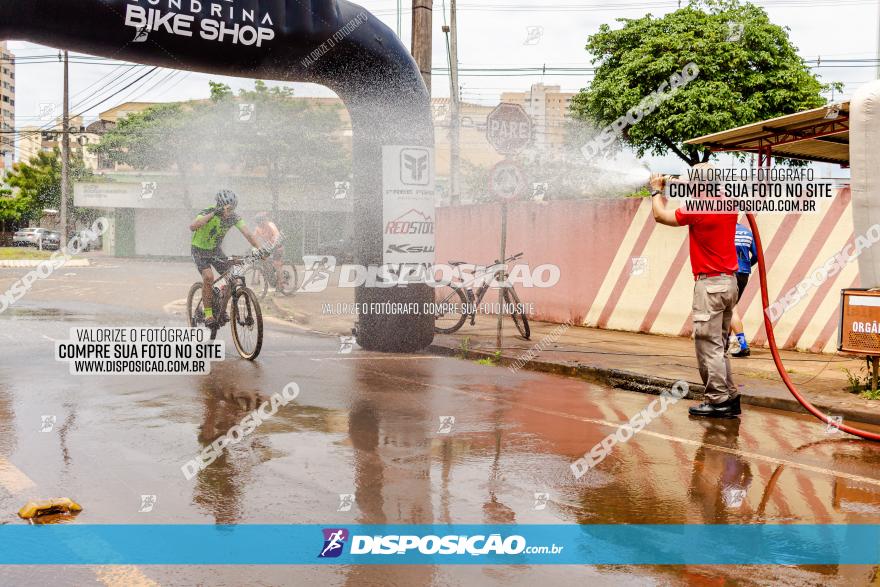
436, 190, 858, 353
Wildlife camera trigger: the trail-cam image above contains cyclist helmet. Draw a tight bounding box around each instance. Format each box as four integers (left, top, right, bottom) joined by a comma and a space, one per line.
216, 189, 238, 209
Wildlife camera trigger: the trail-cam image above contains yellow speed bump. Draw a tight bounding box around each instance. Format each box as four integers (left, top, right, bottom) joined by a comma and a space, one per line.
18, 498, 83, 519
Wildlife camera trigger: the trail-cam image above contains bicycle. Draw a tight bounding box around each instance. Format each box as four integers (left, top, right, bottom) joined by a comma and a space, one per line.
243, 257, 298, 299
186, 252, 266, 360
433, 252, 531, 339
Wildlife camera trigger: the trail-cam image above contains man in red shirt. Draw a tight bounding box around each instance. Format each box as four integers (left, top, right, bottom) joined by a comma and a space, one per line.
650, 172, 741, 418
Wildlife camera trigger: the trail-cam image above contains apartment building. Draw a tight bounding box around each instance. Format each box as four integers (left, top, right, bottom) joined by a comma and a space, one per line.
0, 41, 15, 170
500, 83, 575, 149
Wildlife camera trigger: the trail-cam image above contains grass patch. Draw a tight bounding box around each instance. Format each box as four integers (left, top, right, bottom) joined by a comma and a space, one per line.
456, 337, 471, 359
0, 247, 53, 260
861, 388, 880, 401
475, 350, 502, 367
843, 365, 880, 399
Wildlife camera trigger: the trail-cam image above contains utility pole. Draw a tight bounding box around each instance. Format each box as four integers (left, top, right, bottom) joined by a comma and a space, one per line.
60, 50, 70, 243
448, 0, 461, 206
877, 0, 880, 80
411, 0, 433, 94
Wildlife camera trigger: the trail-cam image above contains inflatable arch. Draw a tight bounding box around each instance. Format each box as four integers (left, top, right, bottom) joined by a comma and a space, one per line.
0, 0, 435, 352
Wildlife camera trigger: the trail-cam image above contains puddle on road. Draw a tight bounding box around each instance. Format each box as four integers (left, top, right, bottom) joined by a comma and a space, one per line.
3, 307, 84, 321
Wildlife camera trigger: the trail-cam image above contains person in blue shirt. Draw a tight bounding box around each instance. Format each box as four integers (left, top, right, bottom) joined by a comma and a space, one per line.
730, 220, 759, 357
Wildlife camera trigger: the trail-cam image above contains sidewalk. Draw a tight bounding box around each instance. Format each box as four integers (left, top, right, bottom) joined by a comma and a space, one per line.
266, 283, 880, 427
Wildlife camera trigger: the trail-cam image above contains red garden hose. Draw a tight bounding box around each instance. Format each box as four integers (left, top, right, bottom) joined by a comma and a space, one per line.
746, 213, 880, 441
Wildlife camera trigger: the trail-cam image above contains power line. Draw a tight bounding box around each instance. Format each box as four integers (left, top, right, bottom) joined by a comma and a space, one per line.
9, 67, 160, 148
369, 0, 877, 14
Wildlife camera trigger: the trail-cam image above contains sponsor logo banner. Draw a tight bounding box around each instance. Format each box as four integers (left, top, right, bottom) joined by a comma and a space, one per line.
383, 146, 435, 265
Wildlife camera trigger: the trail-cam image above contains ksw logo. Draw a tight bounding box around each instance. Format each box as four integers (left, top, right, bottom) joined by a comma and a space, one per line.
386, 244, 435, 254
318, 528, 349, 558
400, 148, 430, 185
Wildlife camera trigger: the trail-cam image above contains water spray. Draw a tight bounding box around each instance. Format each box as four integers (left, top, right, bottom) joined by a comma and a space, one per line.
587, 160, 652, 197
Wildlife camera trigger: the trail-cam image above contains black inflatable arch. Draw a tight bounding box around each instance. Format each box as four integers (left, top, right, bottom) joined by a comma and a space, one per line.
0, 0, 434, 352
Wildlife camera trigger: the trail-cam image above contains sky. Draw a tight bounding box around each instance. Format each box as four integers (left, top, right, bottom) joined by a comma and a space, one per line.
6, 0, 880, 174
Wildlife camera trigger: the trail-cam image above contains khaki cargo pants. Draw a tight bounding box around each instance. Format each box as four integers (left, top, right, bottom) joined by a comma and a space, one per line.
692, 274, 739, 404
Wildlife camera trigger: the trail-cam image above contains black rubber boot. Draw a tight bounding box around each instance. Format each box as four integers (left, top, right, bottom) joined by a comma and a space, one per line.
688, 395, 741, 419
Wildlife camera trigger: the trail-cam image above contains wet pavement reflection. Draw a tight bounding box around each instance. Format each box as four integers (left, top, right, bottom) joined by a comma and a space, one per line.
2, 300, 880, 585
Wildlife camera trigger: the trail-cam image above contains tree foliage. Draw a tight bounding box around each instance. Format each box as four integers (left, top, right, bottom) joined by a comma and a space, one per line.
2, 149, 93, 224
89, 81, 350, 211
571, 0, 831, 165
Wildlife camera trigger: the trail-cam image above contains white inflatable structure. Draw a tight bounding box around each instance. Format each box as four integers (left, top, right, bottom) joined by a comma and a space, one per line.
850, 80, 880, 288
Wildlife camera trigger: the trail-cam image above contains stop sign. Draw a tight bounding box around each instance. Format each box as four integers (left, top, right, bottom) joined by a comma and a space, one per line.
486, 103, 532, 155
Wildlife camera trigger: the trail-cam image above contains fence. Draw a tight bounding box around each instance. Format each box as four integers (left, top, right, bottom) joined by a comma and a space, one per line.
435, 189, 856, 353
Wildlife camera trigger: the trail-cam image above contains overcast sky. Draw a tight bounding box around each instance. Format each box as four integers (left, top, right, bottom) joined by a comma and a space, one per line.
6, 0, 880, 174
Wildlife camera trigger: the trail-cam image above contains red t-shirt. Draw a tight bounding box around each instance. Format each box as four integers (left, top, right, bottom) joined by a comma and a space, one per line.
674, 208, 738, 276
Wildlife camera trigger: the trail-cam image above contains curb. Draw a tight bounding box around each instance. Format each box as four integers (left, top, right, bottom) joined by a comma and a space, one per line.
263, 297, 344, 338
0, 259, 90, 268
246, 302, 880, 428
427, 342, 880, 428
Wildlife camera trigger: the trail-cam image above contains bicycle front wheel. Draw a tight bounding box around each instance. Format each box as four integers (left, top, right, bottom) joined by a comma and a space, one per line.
504, 286, 530, 340
433, 285, 469, 334
230, 287, 263, 360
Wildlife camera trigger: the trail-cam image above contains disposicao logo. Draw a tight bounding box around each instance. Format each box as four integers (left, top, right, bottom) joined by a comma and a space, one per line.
318, 528, 349, 558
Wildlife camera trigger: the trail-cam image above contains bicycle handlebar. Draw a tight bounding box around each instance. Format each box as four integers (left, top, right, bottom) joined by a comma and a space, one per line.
492, 252, 524, 265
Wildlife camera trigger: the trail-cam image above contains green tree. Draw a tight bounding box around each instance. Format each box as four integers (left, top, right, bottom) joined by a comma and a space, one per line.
88, 103, 187, 171
0, 185, 28, 225
219, 82, 348, 214
90, 81, 349, 214
208, 81, 233, 102
571, 0, 831, 165
3, 149, 94, 225
7, 150, 61, 216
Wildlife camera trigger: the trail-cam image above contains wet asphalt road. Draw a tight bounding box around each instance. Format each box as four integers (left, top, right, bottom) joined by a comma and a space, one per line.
2, 258, 880, 586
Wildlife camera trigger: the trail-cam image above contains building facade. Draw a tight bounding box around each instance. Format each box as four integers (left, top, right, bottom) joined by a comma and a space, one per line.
0, 41, 15, 170
500, 83, 575, 150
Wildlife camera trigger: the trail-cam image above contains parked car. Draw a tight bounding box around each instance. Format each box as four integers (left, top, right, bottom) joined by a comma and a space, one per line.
12, 228, 49, 248
40, 230, 61, 250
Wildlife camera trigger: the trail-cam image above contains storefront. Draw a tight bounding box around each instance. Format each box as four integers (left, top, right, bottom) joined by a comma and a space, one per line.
73, 176, 353, 261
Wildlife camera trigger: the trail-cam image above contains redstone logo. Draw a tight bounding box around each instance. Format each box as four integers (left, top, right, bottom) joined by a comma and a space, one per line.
385, 209, 434, 235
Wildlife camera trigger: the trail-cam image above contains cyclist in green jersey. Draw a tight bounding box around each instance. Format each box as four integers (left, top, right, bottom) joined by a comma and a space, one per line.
190, 190, 263, 327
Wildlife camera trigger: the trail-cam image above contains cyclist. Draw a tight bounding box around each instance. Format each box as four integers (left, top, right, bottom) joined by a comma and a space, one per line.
190, 190, 264, 327
253, 211, 286, 294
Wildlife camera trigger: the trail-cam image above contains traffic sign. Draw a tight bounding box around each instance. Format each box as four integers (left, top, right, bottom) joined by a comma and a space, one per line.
486, 103, 532, 155
489, 160, 527, 202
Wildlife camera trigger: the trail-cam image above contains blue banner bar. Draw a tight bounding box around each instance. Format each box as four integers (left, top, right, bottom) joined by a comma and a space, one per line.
0, 525, 878, 565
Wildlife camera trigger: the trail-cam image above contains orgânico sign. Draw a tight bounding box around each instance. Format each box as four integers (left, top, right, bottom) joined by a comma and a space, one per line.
486, 103, 533, 155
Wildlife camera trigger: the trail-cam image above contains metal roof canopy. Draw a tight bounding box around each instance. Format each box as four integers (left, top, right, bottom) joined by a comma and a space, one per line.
685, 102, 850, 166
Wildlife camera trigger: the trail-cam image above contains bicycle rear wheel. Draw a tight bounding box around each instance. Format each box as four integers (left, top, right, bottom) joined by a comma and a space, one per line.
433, 285, 469, 334
277, 264, 298, 295
187, 282, 219, 340
504, 286, 530, 340
186, 283, 204, 328
244, 266, 268, 299
230, 287, 263, 360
